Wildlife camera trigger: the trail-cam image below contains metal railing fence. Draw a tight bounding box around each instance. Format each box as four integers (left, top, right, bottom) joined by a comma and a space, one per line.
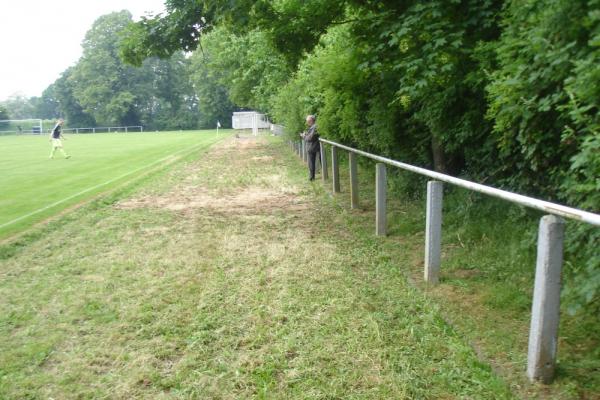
59, 126, 144, 134
289, 137, 600, 385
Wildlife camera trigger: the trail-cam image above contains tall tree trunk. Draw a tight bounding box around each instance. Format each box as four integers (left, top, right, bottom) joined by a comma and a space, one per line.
431, 135, 446, 173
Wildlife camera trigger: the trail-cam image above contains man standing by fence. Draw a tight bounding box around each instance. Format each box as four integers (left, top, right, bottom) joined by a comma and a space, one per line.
300, 114, 320, 181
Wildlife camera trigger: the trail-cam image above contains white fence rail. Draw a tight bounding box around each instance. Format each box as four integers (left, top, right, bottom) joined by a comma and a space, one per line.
289, 137, 600, 384
60, 126, 144, 134
1, 125, 144, 135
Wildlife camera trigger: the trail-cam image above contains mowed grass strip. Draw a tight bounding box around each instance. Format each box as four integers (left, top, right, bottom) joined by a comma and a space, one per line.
0, 131, 225, 238
0, 136, 513, 399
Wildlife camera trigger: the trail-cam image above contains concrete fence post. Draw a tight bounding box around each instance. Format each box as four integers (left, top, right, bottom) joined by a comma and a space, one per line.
303, 141, 308, 163
527, 215, 565, 384
349, 152, 359, 209
424, 181, 443, 284
320, 144, 328, 181
332, 146, 340, 193
376, 163, 387, 236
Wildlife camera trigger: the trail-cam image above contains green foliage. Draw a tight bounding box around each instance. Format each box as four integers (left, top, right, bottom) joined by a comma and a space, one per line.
70, 11, 143, 125
188, 60, 235, 129
484, 0, 600, 309
31, 84, 61, 120
119, 0, 346, 68
0, 107, 9, 129
135, 54, 202, 130
31, 11, 199, 130
259, 0, 347, 66
564, 225, 600, 313
193, 27, 290, 113
484, 0, 600, 207
53, 67, 96, 127
0, 94, 36, 119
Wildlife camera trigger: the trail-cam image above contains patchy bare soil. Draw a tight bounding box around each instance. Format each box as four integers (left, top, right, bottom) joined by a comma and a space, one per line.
116, 136, 308, 215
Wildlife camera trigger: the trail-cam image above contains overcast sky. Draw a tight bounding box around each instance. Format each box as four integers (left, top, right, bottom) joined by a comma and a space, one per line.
0, 0, 166, 102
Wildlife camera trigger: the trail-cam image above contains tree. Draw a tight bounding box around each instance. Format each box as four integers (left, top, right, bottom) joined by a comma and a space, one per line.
119, 0, 347, 68
0, 93, 36, 119
65, 11, 202, 130
31, 84, 61, 119
70, 11, 142, 126
53, 67, 96, 127
136, 53, 201, 130
189, 26, 290, 116
189, 54, 236, 129
0, 106, 9, 131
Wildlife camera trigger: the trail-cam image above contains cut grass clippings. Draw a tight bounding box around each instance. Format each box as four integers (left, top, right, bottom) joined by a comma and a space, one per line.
315, 143, 600, 400
1, 135, 513, 399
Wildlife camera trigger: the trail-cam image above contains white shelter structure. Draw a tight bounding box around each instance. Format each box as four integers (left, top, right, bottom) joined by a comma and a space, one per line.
232, 111, 270, 135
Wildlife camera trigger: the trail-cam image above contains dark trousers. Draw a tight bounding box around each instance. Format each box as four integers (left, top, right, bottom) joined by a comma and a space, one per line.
308, 150, 319, 180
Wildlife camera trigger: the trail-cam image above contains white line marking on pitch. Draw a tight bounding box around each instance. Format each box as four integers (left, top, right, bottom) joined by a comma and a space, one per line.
0, 137, 218, 230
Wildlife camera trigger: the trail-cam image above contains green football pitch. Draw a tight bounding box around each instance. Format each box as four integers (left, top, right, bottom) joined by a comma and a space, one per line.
0, 130, 228, 238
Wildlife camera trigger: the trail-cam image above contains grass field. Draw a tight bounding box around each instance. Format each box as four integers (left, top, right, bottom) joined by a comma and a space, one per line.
0, 135, 597, 399
0, 135, 517, 399
0, 131, 227, 238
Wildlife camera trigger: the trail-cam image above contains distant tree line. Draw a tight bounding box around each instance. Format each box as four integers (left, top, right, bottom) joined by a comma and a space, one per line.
119, 0, 600, 311
0, 11, 232, 131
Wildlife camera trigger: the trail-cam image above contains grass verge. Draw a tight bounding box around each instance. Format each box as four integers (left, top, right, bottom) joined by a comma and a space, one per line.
313, 143, 599, 399
1, 135, 513, 399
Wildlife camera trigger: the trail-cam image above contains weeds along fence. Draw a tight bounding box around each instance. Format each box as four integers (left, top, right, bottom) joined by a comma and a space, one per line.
289, 138, 600, 385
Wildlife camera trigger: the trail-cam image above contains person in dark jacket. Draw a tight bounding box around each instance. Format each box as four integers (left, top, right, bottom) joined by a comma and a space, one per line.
300, 114, 320, 181
49, 118, 70, 159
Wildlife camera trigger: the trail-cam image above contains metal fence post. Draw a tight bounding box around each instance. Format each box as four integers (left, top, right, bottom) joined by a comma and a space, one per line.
349, 152, 359, 209
321, 144, 328, 181
332, 146, 340, 193
376, 163, 387, 236
527, 215, 565, 384
424, 181, 443, 284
